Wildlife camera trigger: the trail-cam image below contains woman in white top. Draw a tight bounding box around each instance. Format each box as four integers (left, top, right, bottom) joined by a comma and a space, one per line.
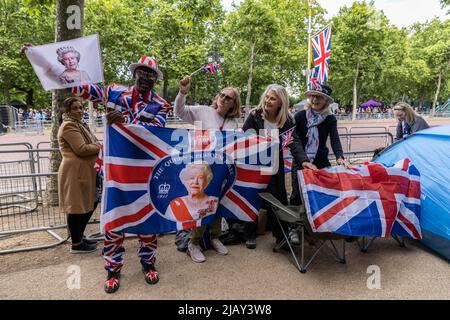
175, 76, 241, 263
175, 76, 240, 130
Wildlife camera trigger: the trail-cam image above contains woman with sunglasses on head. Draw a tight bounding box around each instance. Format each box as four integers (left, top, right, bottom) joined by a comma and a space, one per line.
242, 84, 316, 250
174, 75, 241, 263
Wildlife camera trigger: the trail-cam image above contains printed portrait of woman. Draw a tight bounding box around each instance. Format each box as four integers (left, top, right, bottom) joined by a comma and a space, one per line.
165, 162, 219, 226
56, 46, 90, 84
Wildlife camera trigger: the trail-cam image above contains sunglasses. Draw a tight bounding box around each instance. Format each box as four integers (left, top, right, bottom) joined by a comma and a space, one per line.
135, 69, 157, 80
219, 93, 234, 102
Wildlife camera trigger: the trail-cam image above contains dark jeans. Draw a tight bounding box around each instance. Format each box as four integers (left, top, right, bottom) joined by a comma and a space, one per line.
67, 202, 97, 244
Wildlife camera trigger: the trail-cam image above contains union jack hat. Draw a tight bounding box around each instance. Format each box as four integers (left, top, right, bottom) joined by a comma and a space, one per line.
129, 55, 163, 80
304, 84, 333, 102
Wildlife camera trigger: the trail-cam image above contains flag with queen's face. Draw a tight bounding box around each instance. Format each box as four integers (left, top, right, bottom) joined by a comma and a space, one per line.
101, 123, 277, 235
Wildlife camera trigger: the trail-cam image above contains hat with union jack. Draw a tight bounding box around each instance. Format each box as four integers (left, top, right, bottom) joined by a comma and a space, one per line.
129, 55, 163, 81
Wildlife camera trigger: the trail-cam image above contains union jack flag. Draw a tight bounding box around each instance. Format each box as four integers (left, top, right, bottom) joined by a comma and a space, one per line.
283, 147, 293, 173
308, 76, 320, 90
202, 62, 220, 74
101, 123, 276, 234
310, 24, 332, 86
298, 159, 422, 239
280, 126, 295, 148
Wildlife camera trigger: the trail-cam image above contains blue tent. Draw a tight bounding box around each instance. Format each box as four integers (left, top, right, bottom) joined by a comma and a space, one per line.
373, 125, 450, 260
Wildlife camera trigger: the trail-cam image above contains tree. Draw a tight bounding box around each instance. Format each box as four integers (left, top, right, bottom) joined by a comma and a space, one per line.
0, 0, 54, 106
331, 1, 392, 119
223, 0, 282, 106
46, 0, 85, 205
409, 19, 450, 114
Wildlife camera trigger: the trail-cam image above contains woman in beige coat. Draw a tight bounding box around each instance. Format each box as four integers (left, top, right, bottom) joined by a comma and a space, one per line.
58, 97, 101, 253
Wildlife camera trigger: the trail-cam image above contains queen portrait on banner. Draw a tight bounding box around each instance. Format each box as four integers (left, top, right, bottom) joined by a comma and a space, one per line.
165, 162, 219, 229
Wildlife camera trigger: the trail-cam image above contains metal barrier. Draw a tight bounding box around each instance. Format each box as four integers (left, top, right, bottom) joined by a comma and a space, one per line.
0, 145, 101, 254
344, 130, 393, 151
13, 120, 47, 135
0, 129, 392, 254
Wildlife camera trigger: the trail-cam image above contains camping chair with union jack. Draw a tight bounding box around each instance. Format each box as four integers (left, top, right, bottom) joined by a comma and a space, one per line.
259, 192, 347, 273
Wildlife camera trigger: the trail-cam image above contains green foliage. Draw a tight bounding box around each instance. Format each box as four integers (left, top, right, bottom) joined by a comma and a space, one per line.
0, 0, 449, 109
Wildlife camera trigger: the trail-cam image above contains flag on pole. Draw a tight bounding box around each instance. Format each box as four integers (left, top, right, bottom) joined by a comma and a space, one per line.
202, 62, 220, 74
309, 24, 332, 88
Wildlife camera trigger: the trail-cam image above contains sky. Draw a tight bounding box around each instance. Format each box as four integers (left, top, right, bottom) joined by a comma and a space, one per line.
221, 0, 449, 28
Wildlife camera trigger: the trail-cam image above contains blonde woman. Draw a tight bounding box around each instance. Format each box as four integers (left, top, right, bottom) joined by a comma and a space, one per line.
393, 102, 429, 141
242, 84, 315, 250
174, 76, 241, 263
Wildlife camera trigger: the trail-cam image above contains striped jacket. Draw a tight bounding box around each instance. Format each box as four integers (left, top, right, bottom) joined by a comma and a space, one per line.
71, 84, 171, 126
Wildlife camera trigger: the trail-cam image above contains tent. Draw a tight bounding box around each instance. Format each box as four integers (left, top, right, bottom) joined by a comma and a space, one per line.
293, 99, 308, 110
373, 125, 450, 260
360, 99, 383, 108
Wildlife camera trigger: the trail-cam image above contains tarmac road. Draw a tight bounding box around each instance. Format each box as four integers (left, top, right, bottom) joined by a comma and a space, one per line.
0, 232, 449, 300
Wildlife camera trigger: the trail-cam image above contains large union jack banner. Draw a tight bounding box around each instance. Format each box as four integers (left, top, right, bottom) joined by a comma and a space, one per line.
309, 24, 332, 89
100, 123, 276, 235
298, 159, 422, 239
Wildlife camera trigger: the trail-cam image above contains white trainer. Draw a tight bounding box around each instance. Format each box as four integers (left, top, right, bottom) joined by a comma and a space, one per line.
211, 238, 228, 255
187, 242, 206, 263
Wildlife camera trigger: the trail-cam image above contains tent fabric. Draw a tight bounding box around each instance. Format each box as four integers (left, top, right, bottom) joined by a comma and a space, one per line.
373, 125, 450, 260
361, 99, 383, 108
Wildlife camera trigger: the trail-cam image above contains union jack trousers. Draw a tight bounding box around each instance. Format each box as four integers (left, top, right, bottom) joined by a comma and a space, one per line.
102, 231, 158, 272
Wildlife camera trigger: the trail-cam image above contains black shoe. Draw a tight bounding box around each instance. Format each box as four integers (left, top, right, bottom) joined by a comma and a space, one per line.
70, 242, 97, 254
104, 271, 121, 294
83, 236, 98, 245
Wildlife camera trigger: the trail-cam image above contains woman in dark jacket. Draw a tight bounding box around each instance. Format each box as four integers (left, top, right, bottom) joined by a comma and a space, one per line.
393, 102, 429, 141
290, 85, 347, 205
242, 84, 316, 249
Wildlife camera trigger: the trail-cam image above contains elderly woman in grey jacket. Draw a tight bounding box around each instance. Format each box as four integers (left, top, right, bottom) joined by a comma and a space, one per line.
393, 102, 430, 141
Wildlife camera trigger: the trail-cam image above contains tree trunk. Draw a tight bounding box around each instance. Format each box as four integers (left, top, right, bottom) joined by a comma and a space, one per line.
26, 88, 34, 107
351, 60, 360, 121
163, 77, 169, 100
46, 0, 84, 206
3, 77, 10, 103
431, 71, 442, 117
245, 40, 256, 107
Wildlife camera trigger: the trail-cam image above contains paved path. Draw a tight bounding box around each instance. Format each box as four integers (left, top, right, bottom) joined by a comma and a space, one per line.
0, 232, 449, 300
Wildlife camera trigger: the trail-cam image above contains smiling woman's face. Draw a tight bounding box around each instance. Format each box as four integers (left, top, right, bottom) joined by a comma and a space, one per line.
185, 168, 208, 196
62, 52, 78, 71
263, 90, 282, 115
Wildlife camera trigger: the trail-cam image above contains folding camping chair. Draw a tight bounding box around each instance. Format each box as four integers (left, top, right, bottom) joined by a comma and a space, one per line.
259, 192, 347, 273
357, 235, 406, 253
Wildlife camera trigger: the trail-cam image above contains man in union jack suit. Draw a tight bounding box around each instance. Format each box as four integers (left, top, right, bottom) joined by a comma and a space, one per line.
71, 55, 170, 294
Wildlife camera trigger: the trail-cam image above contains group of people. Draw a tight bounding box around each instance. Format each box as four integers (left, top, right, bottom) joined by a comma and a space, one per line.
21, 44, 431, 294
17, 108, 52, 122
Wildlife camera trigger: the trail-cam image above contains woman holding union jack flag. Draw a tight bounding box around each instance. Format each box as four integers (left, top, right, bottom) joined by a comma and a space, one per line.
242, 84, 316, 250
173, 76, 241, 263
